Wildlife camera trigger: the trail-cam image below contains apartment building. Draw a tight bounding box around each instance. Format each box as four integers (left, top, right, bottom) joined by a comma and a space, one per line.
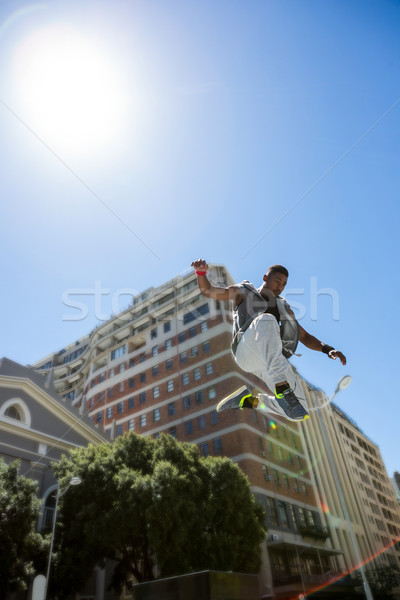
34, 265, 382, 599
391, 472, 400, 506
301, 380, 400, 583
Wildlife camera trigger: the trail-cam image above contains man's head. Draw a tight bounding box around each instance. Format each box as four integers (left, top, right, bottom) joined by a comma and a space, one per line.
263, 265, 289, 297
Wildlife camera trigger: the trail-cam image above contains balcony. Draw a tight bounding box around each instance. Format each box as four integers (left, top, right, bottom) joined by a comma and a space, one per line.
300, 524, 330, 541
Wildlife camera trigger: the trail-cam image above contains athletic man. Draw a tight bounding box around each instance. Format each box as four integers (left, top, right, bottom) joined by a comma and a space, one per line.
190, 259, 346, 422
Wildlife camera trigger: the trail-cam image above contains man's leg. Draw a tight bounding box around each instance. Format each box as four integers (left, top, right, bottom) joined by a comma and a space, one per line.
234, 314, 308, 421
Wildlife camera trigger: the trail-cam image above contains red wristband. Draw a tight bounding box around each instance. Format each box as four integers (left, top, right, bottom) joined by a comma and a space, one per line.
195, 270, 207, 276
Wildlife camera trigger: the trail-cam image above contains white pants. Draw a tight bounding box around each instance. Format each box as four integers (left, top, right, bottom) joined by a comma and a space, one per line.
234, 314, 307, 421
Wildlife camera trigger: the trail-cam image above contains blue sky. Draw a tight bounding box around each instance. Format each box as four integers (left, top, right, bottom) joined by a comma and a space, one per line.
0, 0, 399, 476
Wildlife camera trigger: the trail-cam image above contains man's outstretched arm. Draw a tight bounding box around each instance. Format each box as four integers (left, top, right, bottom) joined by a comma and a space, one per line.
299, 324, 347, 365
191, 259, 243, 304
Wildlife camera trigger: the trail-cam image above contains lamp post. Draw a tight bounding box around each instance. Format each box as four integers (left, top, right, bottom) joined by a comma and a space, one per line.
295, 544, 311, 599
314, 376, 374, 600
44, 477, 82, 600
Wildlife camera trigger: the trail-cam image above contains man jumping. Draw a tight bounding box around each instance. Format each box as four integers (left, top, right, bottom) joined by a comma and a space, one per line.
190, 259, 346, 422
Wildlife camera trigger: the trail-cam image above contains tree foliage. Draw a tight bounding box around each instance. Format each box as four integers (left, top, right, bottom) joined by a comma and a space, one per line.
355, 564, 400, 599
52, 433, 265, 598
0, 459, 47, 598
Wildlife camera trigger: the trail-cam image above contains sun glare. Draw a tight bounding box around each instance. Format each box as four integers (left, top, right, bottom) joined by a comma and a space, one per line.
12, 24, 128, 159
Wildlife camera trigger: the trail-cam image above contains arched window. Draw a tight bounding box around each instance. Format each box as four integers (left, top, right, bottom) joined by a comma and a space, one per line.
4, 405, 22, 420
0, 399, 31, 427
42, 490, 57, 530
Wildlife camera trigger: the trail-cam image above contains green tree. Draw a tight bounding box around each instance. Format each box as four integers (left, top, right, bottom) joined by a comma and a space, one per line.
51, 432, 265, 598
355, 564, 400, 599
0, 459, 47, 598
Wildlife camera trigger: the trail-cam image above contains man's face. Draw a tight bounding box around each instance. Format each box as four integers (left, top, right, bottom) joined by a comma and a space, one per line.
263, 271, 288, 297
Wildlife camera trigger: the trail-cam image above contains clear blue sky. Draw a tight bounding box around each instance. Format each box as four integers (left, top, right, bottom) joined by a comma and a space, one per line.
0, 0, 399, 476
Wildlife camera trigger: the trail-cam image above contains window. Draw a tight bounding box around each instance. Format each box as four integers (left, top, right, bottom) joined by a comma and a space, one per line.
152, 365, 159, 377
111, 345, 126, 360
139, 353, 146, 363
201, 321, 208, 332
165, 339, 172, 350
107, 387, 114, 399
195, 391, 203, 404
153, 386, 160, 399
180, 351, 187, 364
117, 402, 124, 414
178, 332, 185, 343
202, 341, 210, 353
184, 303, 209, 324
185, 420, 193, 435
182, 373, 189, 385
273, 469, 280, 485
211, 410, 219, 425
167, 380, 174, 392
152, 346, 158, 357
128, 419, 134, 430
214, 437, 223, 453
266, 497, 278, 526
169, 427, 177, 438
208, 388, 216, 400
278, 501, 289, 528
119, 363, 125, 373
140, 372, 146, 383
198, 415, 206, 430
189, 326, 197, 338
166, 359, 173, 370
168, 402, 175, 416
183, 396, 191, 410
100, 373, 105, 382
96, 412, 102, 423
200, 442, 209, 456
153, 408, 160, 421
116, 424, 123, 436
140, 414, 147, 427
194, 368, 201, 381
119, 382, 124, 393
107, 406, 112, 418
164, 321, 171, 333
289, 504, 298, 531
129, 378, 135, 388
205, 363, 213, 375
298, 507, 307, 526
190, 346, 198, 357
140, 392, 146, 404
128, 397, 134, 409
151, 328, 158, 339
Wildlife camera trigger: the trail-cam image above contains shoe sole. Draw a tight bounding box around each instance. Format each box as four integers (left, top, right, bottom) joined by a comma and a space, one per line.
217, 385, 248, 413
275, 396, 309, 422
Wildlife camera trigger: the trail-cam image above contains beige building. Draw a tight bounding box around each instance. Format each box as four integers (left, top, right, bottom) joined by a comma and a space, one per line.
301, 378, 400, 583
32, 265, 399, 599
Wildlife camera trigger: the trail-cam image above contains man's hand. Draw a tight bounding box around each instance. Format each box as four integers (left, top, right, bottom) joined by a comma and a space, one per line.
191, 259, 209, 272
329, 350, 347, 366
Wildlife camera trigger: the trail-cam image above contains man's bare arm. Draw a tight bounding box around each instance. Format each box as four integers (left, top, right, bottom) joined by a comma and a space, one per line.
299, 324, 347, 365
190, 259, 243, 304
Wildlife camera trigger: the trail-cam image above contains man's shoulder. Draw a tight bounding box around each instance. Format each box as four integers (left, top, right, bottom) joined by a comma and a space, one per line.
234, 280, 257, 290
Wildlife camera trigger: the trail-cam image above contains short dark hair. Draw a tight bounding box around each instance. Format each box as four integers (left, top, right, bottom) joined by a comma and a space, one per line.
266, 264, 289, 278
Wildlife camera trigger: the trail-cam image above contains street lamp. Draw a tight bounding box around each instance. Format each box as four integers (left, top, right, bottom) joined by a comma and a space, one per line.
313, 376, 374, 600
43, 477, 82, 600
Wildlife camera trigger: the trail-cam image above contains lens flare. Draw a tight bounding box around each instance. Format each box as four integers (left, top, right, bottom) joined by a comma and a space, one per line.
270, 420, 277, 430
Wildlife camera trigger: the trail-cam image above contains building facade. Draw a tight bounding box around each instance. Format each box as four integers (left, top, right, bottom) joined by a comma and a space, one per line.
0, 357, 111, 600
32, 265, 399, 599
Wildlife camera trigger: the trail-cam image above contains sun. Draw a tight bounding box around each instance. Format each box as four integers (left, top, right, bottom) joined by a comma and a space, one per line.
11, 24, 128, 160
